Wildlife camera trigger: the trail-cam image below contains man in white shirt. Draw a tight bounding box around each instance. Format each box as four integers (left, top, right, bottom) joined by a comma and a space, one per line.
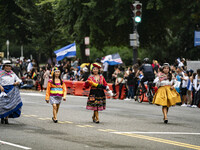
27, 59, 33, 73
178, 58, 185, 69
181, 71, 189, 106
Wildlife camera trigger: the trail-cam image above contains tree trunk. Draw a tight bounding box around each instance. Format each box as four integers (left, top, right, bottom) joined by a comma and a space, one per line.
80, 43, 88, 63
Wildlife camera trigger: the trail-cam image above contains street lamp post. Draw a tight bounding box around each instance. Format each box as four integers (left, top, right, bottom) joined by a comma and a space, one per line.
6, 40, 9, 59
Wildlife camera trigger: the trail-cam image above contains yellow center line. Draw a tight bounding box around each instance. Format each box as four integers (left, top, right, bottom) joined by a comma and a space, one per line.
76, 125, 86, 128
113, 133, 200, 150
98, 129, 118, 132
38, 118, 46, 120
84, 125, 95, 127
29, 115, 37, 117
22, 114, 200, 150
106, 129, 117, 132
23, 115, 32, 117
38, 118, 51, 120
63, 121, 73, 124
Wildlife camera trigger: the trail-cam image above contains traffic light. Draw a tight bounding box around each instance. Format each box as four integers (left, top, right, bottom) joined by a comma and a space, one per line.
131, 1, 142, 23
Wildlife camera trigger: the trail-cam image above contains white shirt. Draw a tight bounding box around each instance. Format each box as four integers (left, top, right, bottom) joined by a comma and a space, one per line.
27, 62, 33, 72
103, 62, 109, 72
182, 76, 189, 88
193, 75, 200, 91
0, 72, 22, 86
178, 62, 184, 67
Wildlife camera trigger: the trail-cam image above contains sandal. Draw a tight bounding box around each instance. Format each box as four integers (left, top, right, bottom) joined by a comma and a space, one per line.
52, 117, 58, 123
163, 118, 168, 124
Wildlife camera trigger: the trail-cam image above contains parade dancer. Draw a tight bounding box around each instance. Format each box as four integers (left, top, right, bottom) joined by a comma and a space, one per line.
0, 60, 23, 124
45, 67, 66, 123
153, 63, 181, 124
85, 63, 109, 123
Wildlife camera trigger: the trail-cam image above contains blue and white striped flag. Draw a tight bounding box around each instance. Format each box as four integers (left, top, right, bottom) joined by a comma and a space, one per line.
54, 43, 76, 61
101, 53, 123, 65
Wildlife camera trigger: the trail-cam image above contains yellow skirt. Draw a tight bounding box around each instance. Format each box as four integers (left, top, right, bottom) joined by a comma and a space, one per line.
152, 86, 181, 107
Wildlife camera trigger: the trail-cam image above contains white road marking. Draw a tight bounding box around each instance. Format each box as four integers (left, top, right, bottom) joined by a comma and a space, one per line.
111, 132, 200, 135
20, 93, 44, 96
0, 140, 32, 149
20, 93, 87, 99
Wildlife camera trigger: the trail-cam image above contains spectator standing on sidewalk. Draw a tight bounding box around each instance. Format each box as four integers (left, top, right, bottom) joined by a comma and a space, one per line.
187, 70, 194, 107
27, 59, 33, 73
113, 67, 125, 99
43, 66, 50, 90
124, 68, 135, 100
152, 60, 160, 73
112, 66, 119, 97
181, 71, 189, 106
102, 62, 109, 81
193, 69, 200, 108
178, 58, 185, 70
38, 67, 45, 92
175, 67, 183, 94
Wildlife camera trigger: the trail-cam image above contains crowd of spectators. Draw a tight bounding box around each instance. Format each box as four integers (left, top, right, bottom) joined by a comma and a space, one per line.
0, 57, 199, 108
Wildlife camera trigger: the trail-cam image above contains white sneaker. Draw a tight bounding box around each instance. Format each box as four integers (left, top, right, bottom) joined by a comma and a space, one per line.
181, 104, 187, 107
191, 105, 197, 108
124, 98, 130, 101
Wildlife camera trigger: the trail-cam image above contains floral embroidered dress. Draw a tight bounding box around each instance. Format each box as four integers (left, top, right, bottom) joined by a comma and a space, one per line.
85, 75, 107, 111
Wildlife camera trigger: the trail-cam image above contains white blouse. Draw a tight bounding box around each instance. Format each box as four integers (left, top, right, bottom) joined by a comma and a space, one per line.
154, 77, 177, 87
0, 73, 22, 86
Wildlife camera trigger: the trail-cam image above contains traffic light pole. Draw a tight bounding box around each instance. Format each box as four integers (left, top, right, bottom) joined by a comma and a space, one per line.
130, 1, 142, 65
133, 24, 138, 65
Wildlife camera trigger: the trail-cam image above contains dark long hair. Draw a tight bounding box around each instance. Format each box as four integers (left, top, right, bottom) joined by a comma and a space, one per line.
162, 65, 172, 81
52, 71, 63, 85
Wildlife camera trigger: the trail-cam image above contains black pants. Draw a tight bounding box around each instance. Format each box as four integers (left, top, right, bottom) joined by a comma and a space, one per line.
194, 90, 200, 106
140, 76, 154, 91
103, 72, 107, 81
112, 83, 124, 99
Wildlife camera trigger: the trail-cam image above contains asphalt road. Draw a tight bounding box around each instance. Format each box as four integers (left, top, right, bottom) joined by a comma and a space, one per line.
0, 90, 200, 150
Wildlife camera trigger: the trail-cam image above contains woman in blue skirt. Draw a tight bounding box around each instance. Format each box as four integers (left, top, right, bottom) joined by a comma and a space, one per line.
0, 60, 23, 124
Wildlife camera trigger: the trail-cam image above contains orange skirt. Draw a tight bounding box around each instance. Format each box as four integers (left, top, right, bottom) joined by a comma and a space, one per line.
152, 86, 181, 107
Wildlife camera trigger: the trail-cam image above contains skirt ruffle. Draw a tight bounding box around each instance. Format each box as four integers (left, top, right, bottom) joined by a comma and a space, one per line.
152, 86, 181, 107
